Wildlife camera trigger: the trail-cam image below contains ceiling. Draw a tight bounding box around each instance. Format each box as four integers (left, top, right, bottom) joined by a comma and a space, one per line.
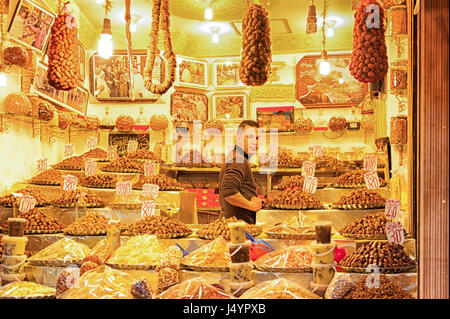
64, 0, 357, 56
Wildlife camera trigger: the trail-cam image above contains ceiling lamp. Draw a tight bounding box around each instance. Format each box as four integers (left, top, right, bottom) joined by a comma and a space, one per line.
130, 14, 141, 33
325, 19, 336, 37
209, 26, 220, 43
98, 0, 113, 59
96, 0, 105, 4
306, 0, 317, 34
204, 1, 213, 20
318, 0, 330, 75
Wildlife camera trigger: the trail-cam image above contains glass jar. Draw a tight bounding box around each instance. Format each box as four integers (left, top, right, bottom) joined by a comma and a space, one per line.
390, 5, 407, 35
100, 106, 115, 131
390, 115, 407, 144
346, 107, 361, 130
313, 108, 328, 131
390, 60, 408, 92
361, 113, 375, 132
134, 106, 149, 131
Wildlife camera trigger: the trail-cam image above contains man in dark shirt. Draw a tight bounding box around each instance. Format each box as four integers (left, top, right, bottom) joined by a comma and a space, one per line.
219, 120, 263, 224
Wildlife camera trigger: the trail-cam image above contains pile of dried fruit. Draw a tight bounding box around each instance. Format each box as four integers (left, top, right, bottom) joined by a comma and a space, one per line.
266, 188, 323, 209
64, 212, 124, 235
127, 216, 192, 236
0, 187, 52, 207
102, 157, 144, 173
2, 208, 64, 233
343, 275, 414, 299
53, 156, 84, 170
51, 189, 106, 208
333, 189, 386, 209
30, 169, 63, 186
80, 174, 118, 189
197, 216, 262, 240
133, 174, 182, 190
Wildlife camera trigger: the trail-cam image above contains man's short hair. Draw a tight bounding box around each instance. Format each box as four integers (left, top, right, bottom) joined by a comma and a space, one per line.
237, 120, 259, 136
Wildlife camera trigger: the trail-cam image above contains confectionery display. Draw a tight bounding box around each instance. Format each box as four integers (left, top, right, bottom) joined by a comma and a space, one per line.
64, 212, 122, 235
51, 189, 106, 208
266, 188, 323, 209
294, 118, 314, 133
2, 46, 28, 67
254, 246, 313, 272
333, 170, 386, 188
314, 155, 344, 169
86, 116, 100, 130
102, 157, 144, 173
265, 214, 320, 240
0, 281, 55, 299
115, 115, 135, 131
0, 187, 52, 207
149, 114, 169, 131
53, 156, 84, 170
80, 174, 118, 189
0, 235, 31, 258
204, 119, 225, 133
343, 275, 414, 299
339, 212, 405, 239
155, 278, 234, 299
339, 241, 416, 272
81, 148, 108, 160
132, 174, 182, 190
2, 92, 32, 115
259, 149, 302, 168
27, 238, 91, 267
30, 169, 63, 186
58, 112, 72, 130
240, 278, 321, 299
196, 216, 262, 240
70, 114, 87, 129
126, 149, 163, 162
175, 150, 213, 168
328, 117, 347, 131
126, 216, 192, 238
181, 237, 231, 270
1, 208, 63, 234
333, 189, 386, 209
131, 278, 153, 299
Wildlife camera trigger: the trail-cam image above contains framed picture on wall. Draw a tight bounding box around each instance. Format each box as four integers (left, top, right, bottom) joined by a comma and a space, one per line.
31, 62, 89, 115
89, 50, 164, 101
295, 53, 367, 108
213, 60, 243, 89
176, 57, 208, 89
7, 0, 55, 53
170, 90, 209, 122
78, 42, 86, 82
212, 93, 248, 122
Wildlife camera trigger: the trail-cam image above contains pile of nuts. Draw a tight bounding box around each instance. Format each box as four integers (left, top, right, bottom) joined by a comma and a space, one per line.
0, 187, 52, 207
266, 188, 323, 209
339, 212, 391, 235
294, 118, 314, 133
3, 208, 64, 232
58, 112, 72, 130
390, 116, 407, 145
70, 114, 87, 129
81, 148, 108, 160
102, 157, 144, 173
2, 46, 28, 67
315, 155, 342, 168
80, 174, 118, 189
328, 117, 347, 131
339, 241, 416, 269
333, 189, 386, 208
197, 216, 262, 240
334, 170, 385, 186
176, 150, 213, 168
126, 149, 162, 162
51, 189, 106, 208
239, 3, 271, 86
86, 116, 100, 130
178, 179, 193, 188
54, 156, 84, 170
133, 174, 182, 190
343, 275, 414, 299
259, 150, 302, 168
150, 115, 169, 131
47, 8, 80, 90
275, 175, 305, 190
30, 169, 63, 186
64, 212, 113, 235
37, 100, 55, 121
116, 115, 135, 131
127, 216, 192, 236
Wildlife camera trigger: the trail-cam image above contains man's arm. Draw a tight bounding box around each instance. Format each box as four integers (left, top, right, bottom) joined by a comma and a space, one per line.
224, 192, 256, 211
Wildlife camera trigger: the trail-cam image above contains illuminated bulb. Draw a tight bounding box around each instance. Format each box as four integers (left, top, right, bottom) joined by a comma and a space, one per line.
319, 60, 331, 75
176, 56, 183, 65
212, 33, 219, 43
225, 113, 230, 119
338, 77, 344, 84
130, 23, 137, 33
0, 73, 7, 87
204, 7, 213, 20
98, 34, 113, 59
96, 0, 105, 3
326, 28, 334, 37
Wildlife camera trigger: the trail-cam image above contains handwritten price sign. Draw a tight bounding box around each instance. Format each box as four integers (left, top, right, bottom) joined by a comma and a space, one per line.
116, 181, 132, 196
142, 184, 159, 198
37, 158, 48, 172
127, 140, 138, 154
107, 145, 118, 161
84, 159, 97, 176
144, 161, 156, 177
141, 200, 156, 218
312, 146, 323, 157
385, 199, 401, 219
364, 155, 377, 172
64, 144, 75, 158
86, 136, 98, 150
302, 161, 316, 177
63, 175, 78, 191
302, 176, 318, 194
364, 171, 380, 189
19, 195, 36, 213
386, 221, 405, 245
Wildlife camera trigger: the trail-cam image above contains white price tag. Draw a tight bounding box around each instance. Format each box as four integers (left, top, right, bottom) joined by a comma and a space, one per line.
142, 184, 159, 198
302, 176, 318, 194
301, 161, 316, 177
312, 146, 323, 157
364, 155, 377, 172
19, 195, 36, 213
116, 181, 132, 196
127, 140, 138, 154
63, 175, 78, 191
385, 199, 401, 219
84, 159, 97, 176
107, 145, 118, 161
141, 200, 156, 218
364, 171, 380, 189
86, 136, 98, 150
64, 144, 75, 158
144, 161, 156, 177
386, 221, 405, 245
37, 158, 48, 172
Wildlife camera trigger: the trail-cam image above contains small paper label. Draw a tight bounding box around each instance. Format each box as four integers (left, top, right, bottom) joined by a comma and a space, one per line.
144, 161, 156, 177
142, 184, 159, 198
302, 176, 318, 194
64, 144, 75, 158
116, 181, 132, 196
386, 221, 405, 245
37, 158, 48, 172
364, 155, 377, 172
84, 159, 97, 176
301, 161, 316, 177
141, 200, 156, 218
107, 145, 118, 161
364, 171, 380, 189
385, 199, 401, 219
63, 175, 78, 191
312, 146, 323, 157
86, 136, 98, 150
127, 140, 138, 154
19, 195, 36, 213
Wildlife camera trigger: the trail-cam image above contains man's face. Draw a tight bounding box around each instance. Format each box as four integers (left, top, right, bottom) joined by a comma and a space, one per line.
239, 126, 258, 155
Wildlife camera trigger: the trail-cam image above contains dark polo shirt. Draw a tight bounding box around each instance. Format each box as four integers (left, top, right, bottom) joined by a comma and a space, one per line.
219, 146, 258, 224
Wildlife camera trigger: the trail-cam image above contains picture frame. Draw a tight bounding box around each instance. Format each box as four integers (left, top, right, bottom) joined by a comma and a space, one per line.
89, 50, 164, 101
256, 106, 295, 132
170, 90, 209, 123
212, 60, 243, 89
212, 92, 248, 122
295, 53, 368, 108
176, 56, 208, 89
78, 42, 86, 82
7, 0, 55, 53
31, 62, 89, 115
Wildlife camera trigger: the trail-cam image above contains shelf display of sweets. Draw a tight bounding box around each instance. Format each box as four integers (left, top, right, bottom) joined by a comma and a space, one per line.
1, 218, 28, 285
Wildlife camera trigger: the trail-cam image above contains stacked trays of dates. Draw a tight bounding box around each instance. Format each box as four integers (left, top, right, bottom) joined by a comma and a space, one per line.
332, 170, 386, 188
196, 217, 262, 240
132, 174, 183, 191
274, 175, 326, 190
1, 208, 64, 234
175, 150, 213, 168
0, 187, 52, 207
266, 188, 323, 210
51, 189, 106, 208
332, 189, 386, 209
101, 157, 144, 173
125, 216, 192, 239
80, 174, 118, 189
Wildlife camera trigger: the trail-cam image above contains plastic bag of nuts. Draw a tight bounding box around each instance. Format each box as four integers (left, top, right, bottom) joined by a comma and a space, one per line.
2, 46, 29, 67
390, 115, 407, 144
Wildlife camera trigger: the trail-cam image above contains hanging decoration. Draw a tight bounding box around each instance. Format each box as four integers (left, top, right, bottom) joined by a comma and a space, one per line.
306, 0, 318, 34
143, 0, 176, 95
47, 1, 80, 90
317, 0, 330, 75
124, 0, 135, 101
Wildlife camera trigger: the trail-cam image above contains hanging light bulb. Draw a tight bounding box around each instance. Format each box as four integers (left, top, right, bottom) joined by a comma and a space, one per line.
306, 0, 318, 34
0, 72, 7, 87
96, 0, 105, 4
98, 18, 113, 59
319, 50, 330, 75
212, 33, 219, 43
129, 14, 141, 33
204, 7, 213, 20
210, 26, 220, 44
326, 27, 334, 37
